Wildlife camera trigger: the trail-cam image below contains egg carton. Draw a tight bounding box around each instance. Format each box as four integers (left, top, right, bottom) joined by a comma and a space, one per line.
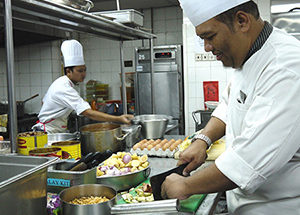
130, 147, 177, 158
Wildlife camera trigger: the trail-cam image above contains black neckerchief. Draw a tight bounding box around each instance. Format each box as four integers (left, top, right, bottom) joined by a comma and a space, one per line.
243, 21, 273, 65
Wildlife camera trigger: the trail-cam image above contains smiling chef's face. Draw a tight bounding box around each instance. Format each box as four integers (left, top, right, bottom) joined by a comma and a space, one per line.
67, 65, 87, 83
196, 17, 247, 69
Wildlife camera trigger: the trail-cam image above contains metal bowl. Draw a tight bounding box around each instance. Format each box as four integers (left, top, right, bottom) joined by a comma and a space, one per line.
59, 184, 117, 215
132, 114, 172, 139
96, 165, 151, 191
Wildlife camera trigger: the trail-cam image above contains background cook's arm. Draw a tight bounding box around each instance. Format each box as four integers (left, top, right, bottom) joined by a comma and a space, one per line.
81, 109, 132, 124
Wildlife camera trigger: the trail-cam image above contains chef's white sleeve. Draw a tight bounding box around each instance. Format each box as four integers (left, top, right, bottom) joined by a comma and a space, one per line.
215, 68, 300, 194
211, 82, 230, 124
54, 84, 91, 115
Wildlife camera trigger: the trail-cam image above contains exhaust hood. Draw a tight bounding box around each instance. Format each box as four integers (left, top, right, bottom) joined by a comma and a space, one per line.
271, 8, 300, 40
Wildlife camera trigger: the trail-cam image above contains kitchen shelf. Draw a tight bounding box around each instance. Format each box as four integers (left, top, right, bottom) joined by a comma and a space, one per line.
2, 0, 156, 153
2, 0, 156, 41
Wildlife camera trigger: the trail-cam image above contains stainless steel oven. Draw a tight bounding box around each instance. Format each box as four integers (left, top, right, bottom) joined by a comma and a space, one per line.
134, 45, 184, 135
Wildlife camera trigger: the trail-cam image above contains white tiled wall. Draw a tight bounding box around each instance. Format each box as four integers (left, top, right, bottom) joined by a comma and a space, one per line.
0, 40, 61, 114
183, 0, 271, 135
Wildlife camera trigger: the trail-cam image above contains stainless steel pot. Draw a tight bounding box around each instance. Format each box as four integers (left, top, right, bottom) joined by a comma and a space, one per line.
132, 115, 177, 139
80, 123, 131, 155
119, 124, 141, 149
59, 184, 117, 215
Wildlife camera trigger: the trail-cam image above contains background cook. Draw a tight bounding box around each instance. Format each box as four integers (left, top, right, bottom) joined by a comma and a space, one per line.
32, 39, 133, 133
161, 0, 300, 214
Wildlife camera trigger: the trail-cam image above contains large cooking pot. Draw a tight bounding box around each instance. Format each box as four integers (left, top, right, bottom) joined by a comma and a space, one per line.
0, 94, 39, 117
80, 123, 130, 155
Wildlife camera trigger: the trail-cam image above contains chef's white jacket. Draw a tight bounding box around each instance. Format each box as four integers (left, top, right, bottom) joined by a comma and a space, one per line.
213, 28, 300, 214
33, 75, 90, 133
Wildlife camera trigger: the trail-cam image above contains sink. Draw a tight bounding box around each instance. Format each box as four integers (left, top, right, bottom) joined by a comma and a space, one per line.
0, 155, 58, 215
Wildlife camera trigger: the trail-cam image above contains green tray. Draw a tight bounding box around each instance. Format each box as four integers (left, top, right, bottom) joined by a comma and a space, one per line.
117, 179, 206, 213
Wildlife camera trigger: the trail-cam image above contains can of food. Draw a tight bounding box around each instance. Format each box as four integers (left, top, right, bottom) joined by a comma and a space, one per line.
17, 131, 48, 155
51, 141, 81, 160
29, 147, 62, 159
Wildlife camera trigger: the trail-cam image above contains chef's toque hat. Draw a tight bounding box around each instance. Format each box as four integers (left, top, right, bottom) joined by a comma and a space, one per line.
61, 39, 85, 67
179, 0, 251, 27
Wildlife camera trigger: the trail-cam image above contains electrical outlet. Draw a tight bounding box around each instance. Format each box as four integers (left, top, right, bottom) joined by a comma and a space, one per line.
195, 54, 202, 61
202, 53, 209, 61
208, 54, 216, 61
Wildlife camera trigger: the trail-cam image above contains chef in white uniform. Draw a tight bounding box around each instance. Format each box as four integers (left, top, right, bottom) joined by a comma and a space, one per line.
161, 0, 300, 214
33, 39, 133, 133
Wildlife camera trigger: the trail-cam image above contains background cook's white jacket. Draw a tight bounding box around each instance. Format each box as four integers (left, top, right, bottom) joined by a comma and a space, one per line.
35, 75, 90, 133
212, 28, 300, 214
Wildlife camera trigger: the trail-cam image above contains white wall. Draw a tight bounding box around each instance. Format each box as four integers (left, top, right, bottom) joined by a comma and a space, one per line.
183, 0, 271, 135
0, 41, 62, 114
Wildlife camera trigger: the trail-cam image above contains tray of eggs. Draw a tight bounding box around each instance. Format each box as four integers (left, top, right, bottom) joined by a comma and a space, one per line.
130, 139, 183, 158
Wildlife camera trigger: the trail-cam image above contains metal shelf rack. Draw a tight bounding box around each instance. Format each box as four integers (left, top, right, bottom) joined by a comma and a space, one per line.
2, 0, 156, 152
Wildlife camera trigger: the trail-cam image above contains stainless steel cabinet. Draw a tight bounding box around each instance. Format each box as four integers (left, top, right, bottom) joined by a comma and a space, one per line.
135, 45, 184, 134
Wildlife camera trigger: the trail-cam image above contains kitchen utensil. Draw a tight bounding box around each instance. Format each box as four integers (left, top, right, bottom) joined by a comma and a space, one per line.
0, 93, 39, 117
47, 132, 80, 145
59, 184, 117, 215
119, 124, 141, 149
204, 101, 219, 110
51, 0, 94, 12
80, 123, 132, 155
92, 9, 144, 27
67, 152, 94, 171
0, 155, 58, 215
150, 163, 188, 200
131, 114, 175, 139
97, 164, 151, 191
111, 199, 179, 214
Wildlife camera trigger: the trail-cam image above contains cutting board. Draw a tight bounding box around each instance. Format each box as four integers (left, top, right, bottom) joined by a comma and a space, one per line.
117, 179, 206, 213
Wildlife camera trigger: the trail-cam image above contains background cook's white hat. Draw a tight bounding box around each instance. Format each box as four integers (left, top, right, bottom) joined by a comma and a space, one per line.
179, 0, 251, 27
61, 39, 85, 67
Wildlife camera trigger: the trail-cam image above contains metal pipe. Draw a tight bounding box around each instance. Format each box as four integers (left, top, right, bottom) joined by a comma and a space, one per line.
3, 0, 18, 153
120, 41, 127, 114
149, 38, 155, 113
116, 0, 120, 10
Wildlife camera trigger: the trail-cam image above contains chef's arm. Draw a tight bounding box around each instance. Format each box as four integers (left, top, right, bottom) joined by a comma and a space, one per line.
81, 109, 128, 123
178, 117, 226, 174
184, 163, 237, 195
201, 116, 226, 142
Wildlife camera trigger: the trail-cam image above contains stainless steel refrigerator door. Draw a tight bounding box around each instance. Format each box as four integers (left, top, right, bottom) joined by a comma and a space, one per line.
137, 72, 180, 118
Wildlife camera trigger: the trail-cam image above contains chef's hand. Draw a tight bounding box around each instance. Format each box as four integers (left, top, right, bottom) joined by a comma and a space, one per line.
161, 173, 190, 200
118, 114, 134, 124
177, 140, 207, 176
